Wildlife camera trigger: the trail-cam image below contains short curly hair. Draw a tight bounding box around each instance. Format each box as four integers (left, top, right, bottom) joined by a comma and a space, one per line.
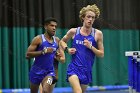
79, 4, 100, 22
44, 17, 58, 26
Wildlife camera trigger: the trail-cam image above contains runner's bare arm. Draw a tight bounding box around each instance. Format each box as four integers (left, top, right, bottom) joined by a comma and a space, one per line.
55, 37, 65, 63
26, 35, 42, 59
60, 28, 76, 50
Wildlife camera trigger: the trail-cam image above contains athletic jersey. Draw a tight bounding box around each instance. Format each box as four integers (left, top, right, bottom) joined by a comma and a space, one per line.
31, 34, 58, 74
67, 27, 97, 84
71, 27, 97, 69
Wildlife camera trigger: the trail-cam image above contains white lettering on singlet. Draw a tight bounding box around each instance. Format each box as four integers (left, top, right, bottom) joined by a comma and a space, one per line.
46, 78, 53, 85
46, 47, 57, 51
53, 48, 56, 51
76, 40, 92, 45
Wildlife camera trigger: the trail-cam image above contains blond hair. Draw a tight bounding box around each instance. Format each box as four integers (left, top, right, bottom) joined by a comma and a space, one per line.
79, 4, 100, 22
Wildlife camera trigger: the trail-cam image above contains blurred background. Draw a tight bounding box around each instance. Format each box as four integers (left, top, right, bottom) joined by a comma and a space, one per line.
0, 0, 140, 90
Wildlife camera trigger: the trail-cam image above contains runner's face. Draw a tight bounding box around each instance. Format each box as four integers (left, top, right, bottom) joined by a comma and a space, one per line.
45, 21, 57, 36
83, 11, 96, 28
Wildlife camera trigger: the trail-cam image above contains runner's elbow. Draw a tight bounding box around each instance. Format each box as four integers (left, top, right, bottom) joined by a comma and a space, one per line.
99, 52, 104, 58
25, 53, 32, 59
96, 51, 104, 58
60, 58, 65, 64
